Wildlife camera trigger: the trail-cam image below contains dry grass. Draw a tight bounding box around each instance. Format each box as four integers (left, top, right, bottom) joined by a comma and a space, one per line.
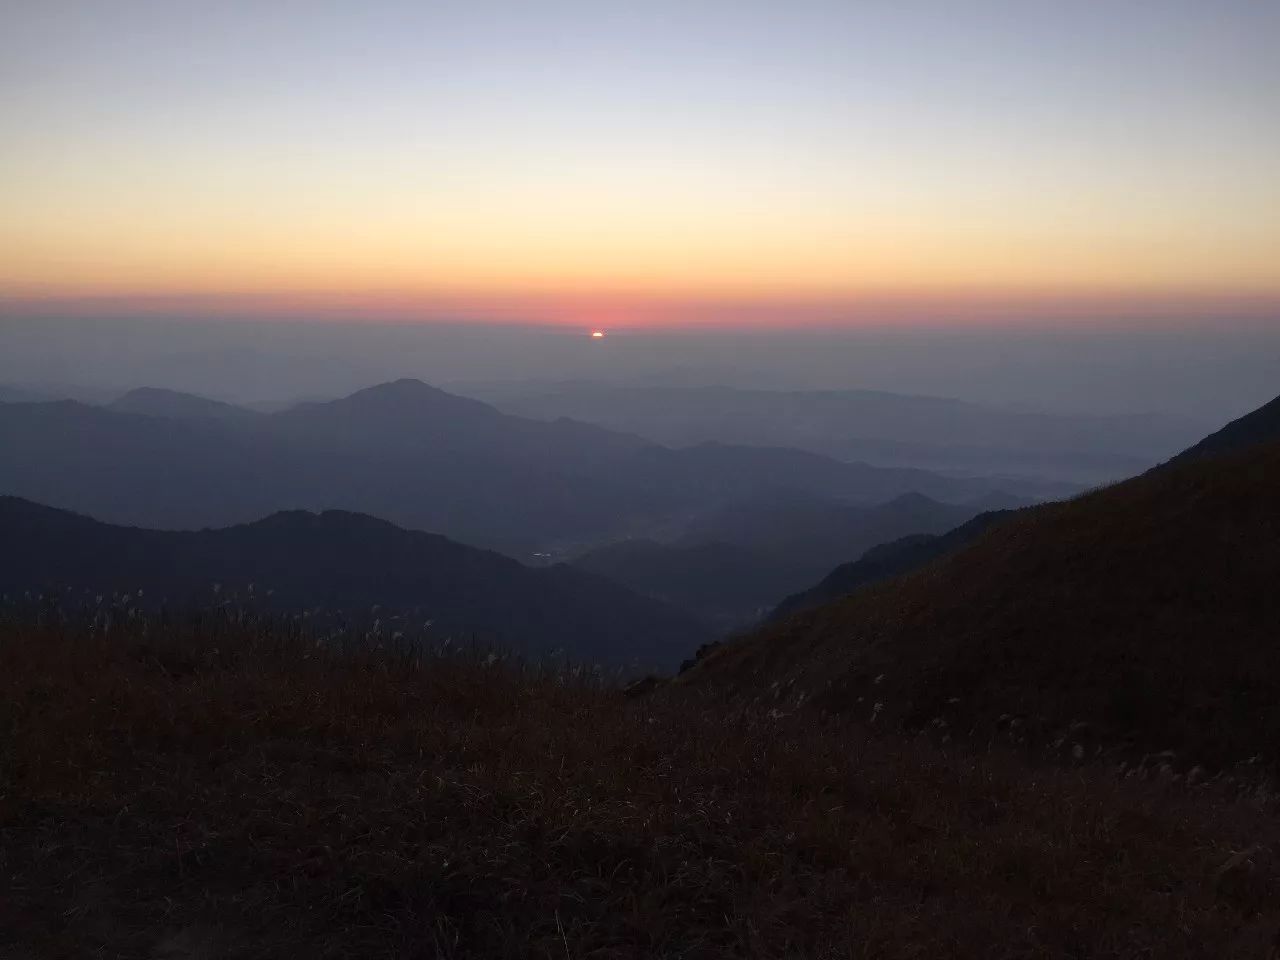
693, 442, 1280, 771
4, 615, 1280, 959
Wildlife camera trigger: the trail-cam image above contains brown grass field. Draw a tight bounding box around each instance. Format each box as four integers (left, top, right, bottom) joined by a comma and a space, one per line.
4, 614, 1280, 958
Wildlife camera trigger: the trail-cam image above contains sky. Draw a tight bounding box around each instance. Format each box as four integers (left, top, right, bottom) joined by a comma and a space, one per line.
1, 0, 1278, 328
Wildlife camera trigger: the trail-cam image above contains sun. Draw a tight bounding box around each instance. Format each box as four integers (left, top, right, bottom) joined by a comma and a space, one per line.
590, 330, 606, 338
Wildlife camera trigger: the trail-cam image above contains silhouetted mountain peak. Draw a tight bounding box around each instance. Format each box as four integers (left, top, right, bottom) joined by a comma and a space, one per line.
333, 378, 498, 419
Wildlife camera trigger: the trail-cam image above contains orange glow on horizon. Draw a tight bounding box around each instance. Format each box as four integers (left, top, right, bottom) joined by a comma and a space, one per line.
2, 283, 1278, 331
2, 2, 1277, 332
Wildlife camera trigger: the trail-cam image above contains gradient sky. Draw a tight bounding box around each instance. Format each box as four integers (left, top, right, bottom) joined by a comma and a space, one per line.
2, 0, 1278, 327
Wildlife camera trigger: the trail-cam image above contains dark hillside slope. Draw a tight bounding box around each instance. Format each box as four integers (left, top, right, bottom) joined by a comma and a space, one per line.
574, 492, 996, 629
679, 490, 985, 565
1167, 392, 1280, 465
768, 509, 1017, 621
691, 440, 1280, 766
571, 539, 782, 630
0, 498, 708, 668
769, 390, 1280, 623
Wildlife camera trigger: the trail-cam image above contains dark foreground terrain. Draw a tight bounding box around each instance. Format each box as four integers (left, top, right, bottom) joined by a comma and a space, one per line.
4, 615, 1280, 959
695, 439, 1280, 771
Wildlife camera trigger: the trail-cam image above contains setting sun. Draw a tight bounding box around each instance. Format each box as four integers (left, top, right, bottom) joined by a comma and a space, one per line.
591, 330, 606, 338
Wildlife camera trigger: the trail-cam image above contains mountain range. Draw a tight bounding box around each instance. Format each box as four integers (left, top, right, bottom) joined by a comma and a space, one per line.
571, 491, 1010, 629
0, 379, 1072, 558
0, 497, 708, 669
459, 380, 1206, 484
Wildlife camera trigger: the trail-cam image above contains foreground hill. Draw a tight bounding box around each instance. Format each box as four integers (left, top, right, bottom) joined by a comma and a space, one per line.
1168, 392, 1280, 466
768, 391, 1280, 626
4, 615, 1279, 958
768, 509, 1017, 621
0, 498, 708, 668
0, 380, 1071, 556
691, 436, 1280, 767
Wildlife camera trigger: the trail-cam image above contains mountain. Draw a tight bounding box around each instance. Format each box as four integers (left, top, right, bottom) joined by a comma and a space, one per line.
0, 497, 709, 668
678, 489, 998, 575
0, 380, 1071, 557
688, 428, 1280, 767
1166, 392, 1280, 465
462, 381, 1205, 484
108, 386, 257, 422
571, 492, 1006, 629
768, 509, 1017, 622
570, 540, 781, 631
768, 391, 1280, 625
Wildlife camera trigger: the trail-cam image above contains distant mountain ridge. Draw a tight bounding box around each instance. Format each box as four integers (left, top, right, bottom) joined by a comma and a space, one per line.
108, 386, 257, 421
461, 380, 1206, 484
0, 379, 1072, 557
0, 497, 709, 669
571, 491, 1011, 629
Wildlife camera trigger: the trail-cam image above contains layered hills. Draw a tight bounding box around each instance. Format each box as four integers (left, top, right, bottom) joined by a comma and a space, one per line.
690, 395, 1280, 767
469, 380, 1204, 484
571, 492, 1006, 628
0, 497, 708, 668
0, 379, 1068, 557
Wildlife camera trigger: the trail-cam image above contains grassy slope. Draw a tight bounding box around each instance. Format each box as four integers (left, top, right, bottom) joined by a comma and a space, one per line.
690, 441, 1280, 769
4, 617, 1280, 958
1170, 393, 1280, 465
